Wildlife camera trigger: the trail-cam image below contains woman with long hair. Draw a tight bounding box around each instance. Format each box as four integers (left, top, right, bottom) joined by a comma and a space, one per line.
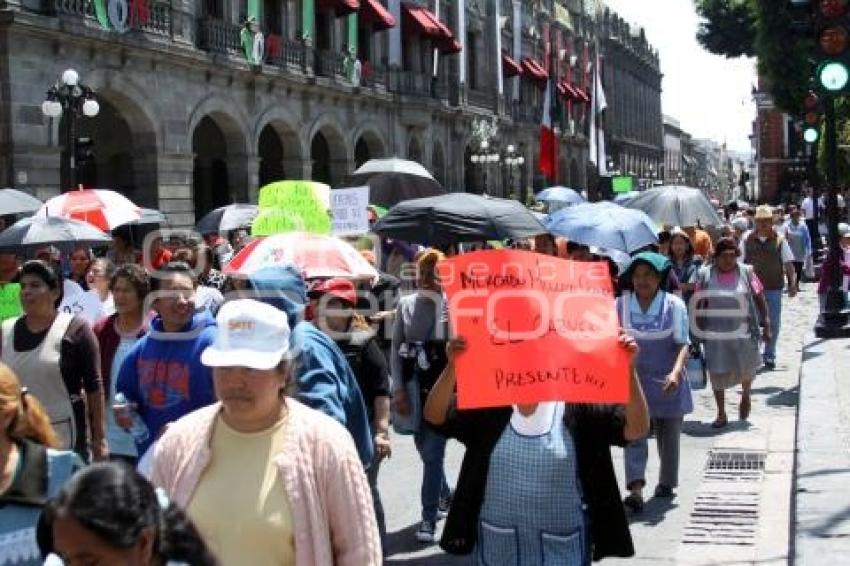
67, 247, 92, 292
0, 364, 81, 565
667, 229, 701, 308
38, 462, 218, 566
86, 257, 116, 316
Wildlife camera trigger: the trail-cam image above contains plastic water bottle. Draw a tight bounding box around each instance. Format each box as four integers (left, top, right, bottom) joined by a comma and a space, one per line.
114, 392, 150, 444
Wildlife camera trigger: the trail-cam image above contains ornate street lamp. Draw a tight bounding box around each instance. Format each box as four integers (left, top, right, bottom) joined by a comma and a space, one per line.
42, 69, 99, 191
470, 118, 500, 195
503, 144, 525, 201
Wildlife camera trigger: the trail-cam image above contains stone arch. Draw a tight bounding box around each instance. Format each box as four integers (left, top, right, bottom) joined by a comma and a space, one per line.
69, 84, 159, 207
407, 134, 423, 164
187, 94, 251, 156
351, 125, 388, 169
305, 114, 350, 186
432, 141, 446, 187
254, 106, 304, 186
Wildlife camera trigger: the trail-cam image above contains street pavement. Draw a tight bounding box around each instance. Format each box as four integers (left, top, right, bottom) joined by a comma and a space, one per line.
379, 285, 820, 565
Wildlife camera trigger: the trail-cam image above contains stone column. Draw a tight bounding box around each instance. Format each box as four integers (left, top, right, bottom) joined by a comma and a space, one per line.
157, 153, 196, 228
229, 153, 261, 203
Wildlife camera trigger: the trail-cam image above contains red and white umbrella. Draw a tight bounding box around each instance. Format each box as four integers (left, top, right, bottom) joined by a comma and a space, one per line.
39, 189, 141, 232
225, 233, 378, 280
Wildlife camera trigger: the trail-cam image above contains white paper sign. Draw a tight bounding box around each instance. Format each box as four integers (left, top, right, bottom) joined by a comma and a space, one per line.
331, 186, 370, 236
60, 289, 106, 325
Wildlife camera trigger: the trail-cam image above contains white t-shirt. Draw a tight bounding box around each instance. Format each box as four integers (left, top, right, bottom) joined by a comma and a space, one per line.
801, 197, 815, 220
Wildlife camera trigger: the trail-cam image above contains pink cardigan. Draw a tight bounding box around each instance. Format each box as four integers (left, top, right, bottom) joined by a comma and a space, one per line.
151, 400, 381, 566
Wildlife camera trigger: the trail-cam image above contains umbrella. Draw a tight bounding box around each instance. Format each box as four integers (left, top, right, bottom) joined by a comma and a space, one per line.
372, 193, 546, 246
545, 202, 658, 254
124, 208, 168, 226
341, 158, 446, 208
195, 204, 258, 234
224, 232, 378, 280
612, 192, 638, 205
624, 185, 724, 228
0, 188, 42, 216
535, 186, 585, 206
0, 215, 111, 253
39, 188, 141, 232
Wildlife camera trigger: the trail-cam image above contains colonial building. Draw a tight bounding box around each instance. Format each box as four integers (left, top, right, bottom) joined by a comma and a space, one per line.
598, 7, 663, 183
662, 114, 683, 184
0, 0, 612, 225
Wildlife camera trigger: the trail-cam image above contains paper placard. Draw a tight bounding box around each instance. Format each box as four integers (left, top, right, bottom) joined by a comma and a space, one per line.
331, 186, 370, 236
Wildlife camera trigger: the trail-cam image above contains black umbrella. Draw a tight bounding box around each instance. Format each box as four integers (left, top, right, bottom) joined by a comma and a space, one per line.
195, 204, 258, 234
0, 188, 42, 216
0, 215, 111, 253
372, 193, 546, 246
624, 185, 724, 228
341, 158, 446, 207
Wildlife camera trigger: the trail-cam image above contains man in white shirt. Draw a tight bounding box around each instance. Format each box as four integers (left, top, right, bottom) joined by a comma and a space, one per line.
801, 190, 821, 255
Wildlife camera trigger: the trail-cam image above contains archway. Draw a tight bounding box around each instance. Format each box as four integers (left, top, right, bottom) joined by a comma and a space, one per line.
432, 143, 445, 187
192, 116, 231, 220
354, 138, 370, 169
354, 130, 386, 169
258, 125, 286, 186
71, 95, 157, 207
407, 136, 422, 164
311, 132, 332, 185
309, 124, 348, 186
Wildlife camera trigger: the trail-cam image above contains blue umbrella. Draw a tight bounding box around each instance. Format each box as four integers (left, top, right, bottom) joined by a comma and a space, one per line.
535, 186, 585, 206
612, 192, 638, 204
545, 201, 658, 254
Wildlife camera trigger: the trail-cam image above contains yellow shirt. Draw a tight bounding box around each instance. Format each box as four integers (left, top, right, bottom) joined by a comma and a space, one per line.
187, 414, 295, 566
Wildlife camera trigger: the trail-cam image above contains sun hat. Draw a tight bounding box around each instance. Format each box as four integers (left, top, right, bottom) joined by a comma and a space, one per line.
754, 205, 774, 220
201, 299, 291, 370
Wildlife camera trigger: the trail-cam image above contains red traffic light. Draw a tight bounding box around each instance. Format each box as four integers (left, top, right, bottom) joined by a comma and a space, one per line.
820, 25, 850, 54
805, 111, 820, 125
820, 0, 848, 19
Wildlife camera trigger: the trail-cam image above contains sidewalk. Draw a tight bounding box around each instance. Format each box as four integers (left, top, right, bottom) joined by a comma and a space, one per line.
794, 334, 850, 564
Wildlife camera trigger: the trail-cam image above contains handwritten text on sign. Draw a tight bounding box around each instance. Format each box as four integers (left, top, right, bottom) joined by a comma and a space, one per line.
438, 250, 630, 409
331, 186, 370, 236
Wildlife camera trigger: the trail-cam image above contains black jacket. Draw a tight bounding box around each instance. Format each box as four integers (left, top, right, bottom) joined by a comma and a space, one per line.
433, 403, 634, 561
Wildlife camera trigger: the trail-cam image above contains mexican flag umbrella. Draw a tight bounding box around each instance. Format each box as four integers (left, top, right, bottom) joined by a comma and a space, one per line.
39, 188, 141, 232
623, 185, 723, 228
252, 181, 331, 236
225, 232, 378, 280
0, 188, 42, 216
195, 204, 259, 234
372, 193, 546, 247
340, 158, 446, 208
0, 215, 111, 253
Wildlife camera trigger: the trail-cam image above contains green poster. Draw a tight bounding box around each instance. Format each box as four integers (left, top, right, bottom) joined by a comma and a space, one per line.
253, 180, 332, 235
613, 176, 634, 193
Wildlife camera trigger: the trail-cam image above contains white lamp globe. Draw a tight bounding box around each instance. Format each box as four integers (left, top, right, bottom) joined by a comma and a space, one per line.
517, 156, 525, 165
61, 69, 79, 87
507, 144, 515, 153
480, 140, 489, 150
82, 99, 99, 117
471, 155, 480, 164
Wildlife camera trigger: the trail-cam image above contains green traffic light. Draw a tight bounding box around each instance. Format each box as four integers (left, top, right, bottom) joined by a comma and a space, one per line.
804, 126, 819, 144
818, 61, 850, 92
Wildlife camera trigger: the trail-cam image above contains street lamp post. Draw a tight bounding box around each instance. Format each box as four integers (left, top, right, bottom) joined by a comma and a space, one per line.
470, 139, 501, 195
42, 69, 100, 192
503, 144, 525, 201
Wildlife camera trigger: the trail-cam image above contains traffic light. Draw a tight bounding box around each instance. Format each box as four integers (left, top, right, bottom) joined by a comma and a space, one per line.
813, 0, 850, 92
802, 90, 822, 143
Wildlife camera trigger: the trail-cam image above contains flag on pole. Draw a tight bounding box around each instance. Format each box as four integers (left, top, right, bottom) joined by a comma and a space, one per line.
589, 54, 608, 177
539, 78, 556, 180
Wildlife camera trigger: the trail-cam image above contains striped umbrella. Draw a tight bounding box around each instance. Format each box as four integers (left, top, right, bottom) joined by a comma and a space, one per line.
39, 188, 141, 232
224, 232, 378, 280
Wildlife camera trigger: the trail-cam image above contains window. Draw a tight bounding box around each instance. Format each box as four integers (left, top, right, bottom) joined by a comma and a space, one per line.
467, 32, 477, 89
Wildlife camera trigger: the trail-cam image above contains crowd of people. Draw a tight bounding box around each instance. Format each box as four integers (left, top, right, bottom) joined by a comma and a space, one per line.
0, 191, 839, 566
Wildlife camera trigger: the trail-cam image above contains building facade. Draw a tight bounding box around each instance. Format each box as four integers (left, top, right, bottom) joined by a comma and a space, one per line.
598, 8, 663, 184
0, 0, 618, 225
662, 114, 682, 184
752, 79, 805, 204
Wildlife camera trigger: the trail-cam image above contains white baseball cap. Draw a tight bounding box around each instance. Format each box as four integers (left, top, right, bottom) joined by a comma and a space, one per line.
201, 299, 291, 370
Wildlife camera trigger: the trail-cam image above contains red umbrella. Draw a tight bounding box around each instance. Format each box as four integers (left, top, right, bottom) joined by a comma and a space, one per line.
39, 188, 141, 232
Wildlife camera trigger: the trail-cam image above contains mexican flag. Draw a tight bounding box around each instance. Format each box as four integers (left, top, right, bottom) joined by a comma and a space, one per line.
538, 78, 561, 182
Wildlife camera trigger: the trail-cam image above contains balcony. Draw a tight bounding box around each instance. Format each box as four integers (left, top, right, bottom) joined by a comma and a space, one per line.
315, 49, 346, 80
467, 88, 496, 112
388, 70, 448, 100
265, 35, 308, 69
50, 0, 171, 37
196, 18, 241, 54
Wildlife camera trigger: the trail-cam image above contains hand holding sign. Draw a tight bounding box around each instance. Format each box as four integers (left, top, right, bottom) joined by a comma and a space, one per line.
438, 249, 630, 409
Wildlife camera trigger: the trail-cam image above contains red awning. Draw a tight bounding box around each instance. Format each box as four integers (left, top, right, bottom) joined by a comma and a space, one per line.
361, 0, 396, 31
403, 4, 461, 53
318, 0, 359, 16
572, 86, 591, 103
559, 81, 579, 100
502, 53, 523, 77
521, 58, 548, 82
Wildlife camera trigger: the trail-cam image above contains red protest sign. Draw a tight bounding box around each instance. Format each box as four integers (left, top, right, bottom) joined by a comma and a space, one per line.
438, 249, 630, 409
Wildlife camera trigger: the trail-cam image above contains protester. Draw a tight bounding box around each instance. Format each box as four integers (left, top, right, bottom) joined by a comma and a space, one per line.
107, 229, 141, 266
197, 243, 227, 291
423, 334, 649, 562
667, 228, 701, 306
731, 216, 750, 244
152, 299, 381, 565
248, 264, 375, 468
92, 264, 151, 465
741, 205, 796, 370
86, 257, 116, 316
656, 230, 672, 256
202, 232, 234, 269
147, 235, 173, 271
781, 205, 812, 292
694, 238, 769, 428
36, 246, 85, 304
0, 260, 106, 460
0, 364, 81, 566
171, 247, 224, 313
533, 233, 557, 256
801, 188, 821, 254
116, 262, 217, 457
817, 224, 850, 310
358, 249, 400, 347
38, 462, 218, 566
391, 249, 453, 543
68, 247, 92, 292
311, 278, 392, 552
618, 252, 693, 510
0, 253, 22, 322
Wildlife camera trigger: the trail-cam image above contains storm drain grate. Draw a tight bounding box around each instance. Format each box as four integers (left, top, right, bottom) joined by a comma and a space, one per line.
681, 450, 766, 547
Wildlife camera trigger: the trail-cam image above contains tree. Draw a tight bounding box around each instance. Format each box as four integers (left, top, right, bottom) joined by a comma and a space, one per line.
695, 0, 757, 58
